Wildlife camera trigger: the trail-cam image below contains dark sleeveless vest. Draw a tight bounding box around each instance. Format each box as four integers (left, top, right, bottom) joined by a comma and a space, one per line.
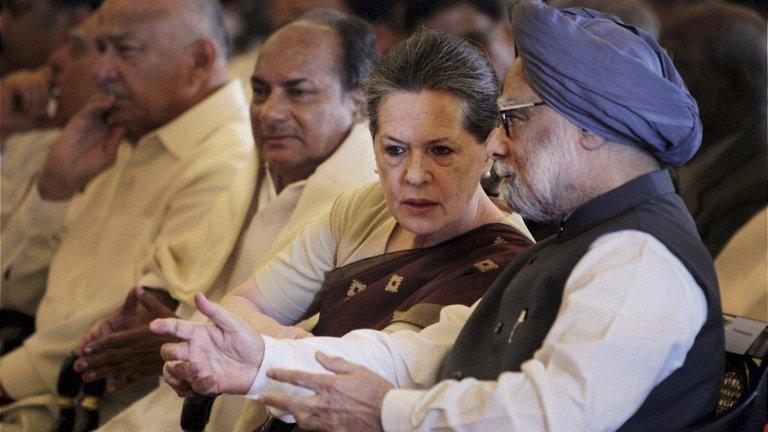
439, 170, 724, 431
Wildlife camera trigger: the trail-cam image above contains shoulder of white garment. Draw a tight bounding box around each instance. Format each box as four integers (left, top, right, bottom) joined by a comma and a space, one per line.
146, 81, 250, 159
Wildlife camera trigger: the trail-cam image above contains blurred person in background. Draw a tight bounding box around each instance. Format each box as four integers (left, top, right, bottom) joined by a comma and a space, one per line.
404, 0, 515, 81
661, 2, 766, 258
661, 2, 767, 319
1, 14, 101, 355
0, 0, 100, 75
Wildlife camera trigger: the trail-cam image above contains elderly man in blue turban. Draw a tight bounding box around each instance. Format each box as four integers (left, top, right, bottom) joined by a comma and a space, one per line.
149, 1, 724, 431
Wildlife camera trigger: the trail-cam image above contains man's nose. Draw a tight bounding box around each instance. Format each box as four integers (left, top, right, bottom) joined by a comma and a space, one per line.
47, 44, 67, 72
486, 126, 511, 160
258, 92, 290, 124
93, 53, 118, 85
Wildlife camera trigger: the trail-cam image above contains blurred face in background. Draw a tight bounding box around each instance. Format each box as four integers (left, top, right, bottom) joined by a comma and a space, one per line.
416, 2, 515, 80
48, 16, 99, 125
0, 0, 87, 75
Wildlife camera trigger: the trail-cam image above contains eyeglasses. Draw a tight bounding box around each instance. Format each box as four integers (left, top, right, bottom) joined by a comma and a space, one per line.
498, 101, 546, 138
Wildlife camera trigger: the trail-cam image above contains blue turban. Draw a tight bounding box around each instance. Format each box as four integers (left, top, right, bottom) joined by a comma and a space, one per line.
510, 0, 702, 166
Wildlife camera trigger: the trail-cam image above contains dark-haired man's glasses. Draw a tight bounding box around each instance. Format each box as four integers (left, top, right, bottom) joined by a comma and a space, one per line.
499, 101, 545, 138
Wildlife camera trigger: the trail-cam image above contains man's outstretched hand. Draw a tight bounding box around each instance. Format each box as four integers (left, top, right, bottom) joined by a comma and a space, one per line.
74, 287, 178, 393
150, 293, 265, 397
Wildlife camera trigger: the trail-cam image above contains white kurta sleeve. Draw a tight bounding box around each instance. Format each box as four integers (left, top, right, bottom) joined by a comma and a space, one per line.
246, 301, 475, 398
1, 184, 68, 282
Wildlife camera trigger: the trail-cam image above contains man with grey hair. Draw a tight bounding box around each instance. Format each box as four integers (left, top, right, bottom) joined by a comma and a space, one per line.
0, 0, 255, 430
152, 1, 725, 431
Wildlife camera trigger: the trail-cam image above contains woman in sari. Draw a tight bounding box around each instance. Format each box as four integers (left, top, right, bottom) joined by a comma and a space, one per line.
162, 29, 533, 430
219, 28, 532, 343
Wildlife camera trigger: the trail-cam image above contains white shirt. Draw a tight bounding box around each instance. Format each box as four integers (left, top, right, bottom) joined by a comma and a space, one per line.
95, 121, 379, 432
1, 128, 65, 315
247, 230, 707, 432
1, 81, 256, 402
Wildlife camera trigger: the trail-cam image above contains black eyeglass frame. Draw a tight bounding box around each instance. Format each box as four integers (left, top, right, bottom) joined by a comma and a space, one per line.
498, 101, 546, 137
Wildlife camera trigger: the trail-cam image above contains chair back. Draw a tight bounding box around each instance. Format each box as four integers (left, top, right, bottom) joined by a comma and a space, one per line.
687, 316, 768, 431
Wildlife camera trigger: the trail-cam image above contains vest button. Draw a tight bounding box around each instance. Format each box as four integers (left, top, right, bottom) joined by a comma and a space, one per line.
494, 322, 503, 333
527, 255, 537, 264
451, 370, 463, 380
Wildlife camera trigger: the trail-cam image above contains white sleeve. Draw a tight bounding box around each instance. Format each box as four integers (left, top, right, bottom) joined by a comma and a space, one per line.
252, 204, 340, 324
246, 301, 476, 398
380, 230, 708, 432
1, 184, 68, 282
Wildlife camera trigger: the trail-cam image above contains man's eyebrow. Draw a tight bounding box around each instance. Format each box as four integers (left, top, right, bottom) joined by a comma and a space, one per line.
68, 30, 87, 46
251, 76, 268, 87
284, 79, 310, 87
105, 32, 137, 44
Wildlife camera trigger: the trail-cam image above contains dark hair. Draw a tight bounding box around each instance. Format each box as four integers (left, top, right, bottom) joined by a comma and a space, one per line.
363, 29, 499, 143
344, 0, 399, 25
405, 0, 501, 32
49, 0, 103, 10
294, 9, 379, 92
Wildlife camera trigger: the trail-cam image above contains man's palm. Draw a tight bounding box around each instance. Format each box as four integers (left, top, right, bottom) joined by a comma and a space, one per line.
153, 294, 264, 396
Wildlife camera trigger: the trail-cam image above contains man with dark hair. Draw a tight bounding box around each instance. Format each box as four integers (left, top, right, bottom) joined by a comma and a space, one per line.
661, 2, 767, 259
0, 0, 101, 75
404, 0, 514, 80
154, 2, 725, 431
0, 0, 256, 429
72, 9, 380, 431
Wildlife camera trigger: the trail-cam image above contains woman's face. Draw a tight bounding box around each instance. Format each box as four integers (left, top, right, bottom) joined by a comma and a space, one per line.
375, 91, 492, 237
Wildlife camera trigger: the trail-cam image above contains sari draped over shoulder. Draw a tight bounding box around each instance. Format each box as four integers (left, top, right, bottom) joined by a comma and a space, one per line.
311, 223, 533, 337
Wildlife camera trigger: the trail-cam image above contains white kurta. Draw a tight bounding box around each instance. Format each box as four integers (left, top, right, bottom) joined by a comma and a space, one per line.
246, 231, 707, 432
95, 122, 378, 431
0, 81, 256, 431
1, 128, 64, 316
